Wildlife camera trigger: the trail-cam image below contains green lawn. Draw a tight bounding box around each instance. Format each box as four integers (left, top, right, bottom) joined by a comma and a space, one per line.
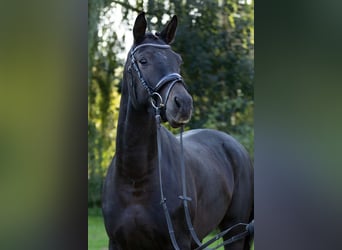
88, 214, 253, 250
88, 216, 108, 250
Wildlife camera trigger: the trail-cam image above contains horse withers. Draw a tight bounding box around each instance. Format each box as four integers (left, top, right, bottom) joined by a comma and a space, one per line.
102, 12, 254, 250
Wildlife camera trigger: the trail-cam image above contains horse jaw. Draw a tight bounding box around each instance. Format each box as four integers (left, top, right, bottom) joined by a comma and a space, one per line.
166, 113, 192, 128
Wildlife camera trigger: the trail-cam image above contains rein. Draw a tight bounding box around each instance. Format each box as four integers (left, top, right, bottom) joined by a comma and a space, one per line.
130, 42, 254, 249
155, 106, 180, 250
153, 101, 254, 250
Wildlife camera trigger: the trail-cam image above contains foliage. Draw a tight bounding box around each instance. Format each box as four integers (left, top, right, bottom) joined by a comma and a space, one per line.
88, 0, 254, 207
88, 0, 122, 207
171, 0, 254, 158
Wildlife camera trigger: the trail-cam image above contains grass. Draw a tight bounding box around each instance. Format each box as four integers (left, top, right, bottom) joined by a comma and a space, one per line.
88, 212, 253, 250
88, 215, 108, 250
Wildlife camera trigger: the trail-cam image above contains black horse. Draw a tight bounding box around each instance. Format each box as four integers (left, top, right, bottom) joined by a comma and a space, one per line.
102, 12, 254, 250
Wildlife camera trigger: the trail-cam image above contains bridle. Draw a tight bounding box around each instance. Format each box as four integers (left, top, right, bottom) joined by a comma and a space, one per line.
128, 42, 254, 250
128, 43, 185, 112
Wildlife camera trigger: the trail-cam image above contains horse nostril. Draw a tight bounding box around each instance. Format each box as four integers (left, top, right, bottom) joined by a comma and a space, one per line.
174, 96, 181, 108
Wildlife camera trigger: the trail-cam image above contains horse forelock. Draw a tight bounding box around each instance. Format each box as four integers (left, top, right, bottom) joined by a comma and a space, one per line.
146, 32, 159, 40
134, 32, 167, 46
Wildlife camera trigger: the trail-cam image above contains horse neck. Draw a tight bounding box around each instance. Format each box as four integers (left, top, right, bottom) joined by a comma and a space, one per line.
115, 81, 157, 179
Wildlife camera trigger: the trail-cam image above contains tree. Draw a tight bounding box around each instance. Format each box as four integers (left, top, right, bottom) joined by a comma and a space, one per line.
141, 0, 254, 155
88, 0, 122, 207
88, 0, 254, 207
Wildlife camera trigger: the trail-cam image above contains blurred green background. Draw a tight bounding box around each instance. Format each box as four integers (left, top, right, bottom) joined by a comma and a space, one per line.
88, 0, 253, 249
88, 0, 254, 208
2, 0, 342, 249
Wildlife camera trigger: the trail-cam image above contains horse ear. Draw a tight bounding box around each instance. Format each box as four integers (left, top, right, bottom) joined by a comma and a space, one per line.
160, 15, 178, 44
133, 12, 147, 43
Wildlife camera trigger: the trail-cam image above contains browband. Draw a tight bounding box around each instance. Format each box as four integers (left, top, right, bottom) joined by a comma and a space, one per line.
131, 43, 171, 55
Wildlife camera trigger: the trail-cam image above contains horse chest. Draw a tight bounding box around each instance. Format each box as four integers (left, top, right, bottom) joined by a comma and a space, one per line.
113, 204, 170, 249
106, 178, 185, 249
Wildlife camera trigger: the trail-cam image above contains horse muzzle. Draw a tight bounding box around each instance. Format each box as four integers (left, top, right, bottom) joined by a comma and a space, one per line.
164, 83, 193, 128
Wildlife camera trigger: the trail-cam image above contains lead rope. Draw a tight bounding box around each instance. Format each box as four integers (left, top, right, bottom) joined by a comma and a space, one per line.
155, 105, 181, 250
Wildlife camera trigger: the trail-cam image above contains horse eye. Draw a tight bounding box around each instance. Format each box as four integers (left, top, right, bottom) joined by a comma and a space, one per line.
139, 58, 147, 65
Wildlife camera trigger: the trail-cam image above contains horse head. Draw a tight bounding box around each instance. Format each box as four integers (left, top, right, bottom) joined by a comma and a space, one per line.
125, 12, 193, 128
